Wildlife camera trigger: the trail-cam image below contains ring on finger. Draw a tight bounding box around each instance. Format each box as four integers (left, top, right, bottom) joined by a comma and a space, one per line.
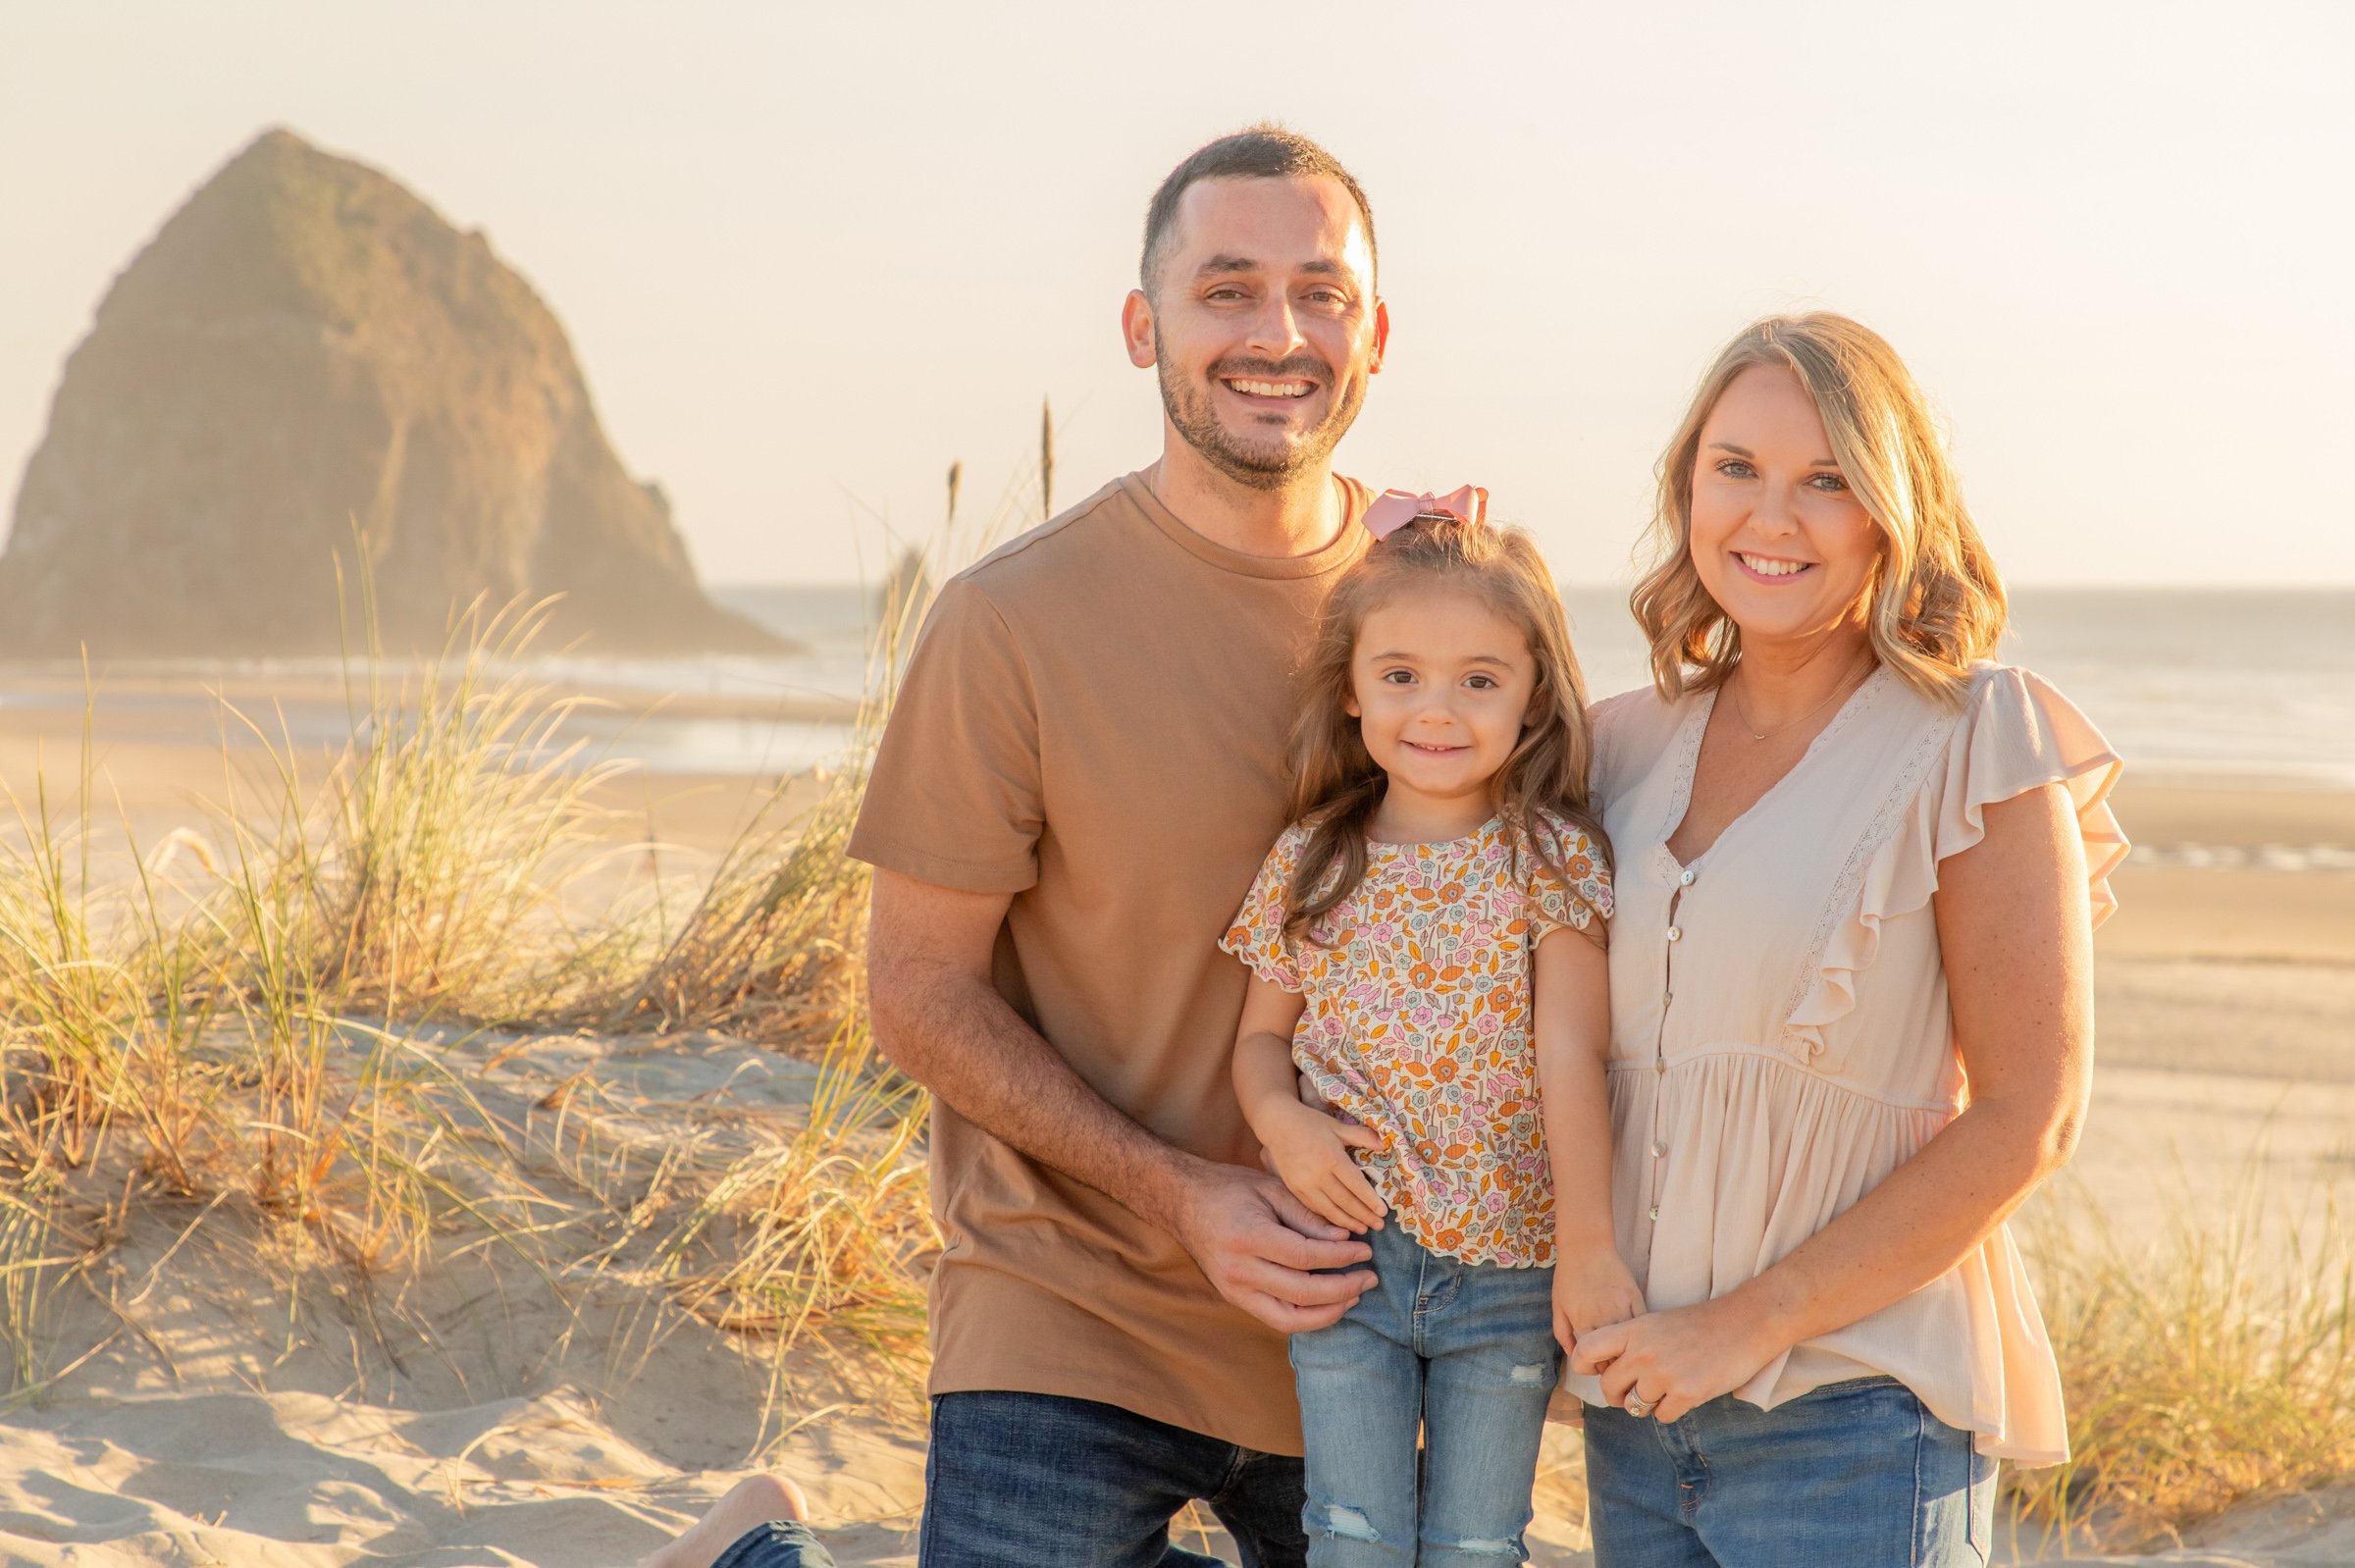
1623, 1392, 1657, 1419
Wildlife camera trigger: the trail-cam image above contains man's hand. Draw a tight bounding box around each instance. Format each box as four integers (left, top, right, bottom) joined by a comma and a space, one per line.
1255, 1095, 1387, 1233
1173, 1161, 1377, 1334
1551, 1245, 1646, 1361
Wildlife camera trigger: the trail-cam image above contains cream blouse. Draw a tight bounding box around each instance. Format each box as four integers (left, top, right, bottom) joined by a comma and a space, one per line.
1563, 661, 2126, 1465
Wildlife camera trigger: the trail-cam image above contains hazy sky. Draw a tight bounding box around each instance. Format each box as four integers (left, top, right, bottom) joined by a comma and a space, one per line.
6, 2, 2350, 588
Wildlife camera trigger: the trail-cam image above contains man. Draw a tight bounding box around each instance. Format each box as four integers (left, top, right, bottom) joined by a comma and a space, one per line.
662, 124, 1391, 1568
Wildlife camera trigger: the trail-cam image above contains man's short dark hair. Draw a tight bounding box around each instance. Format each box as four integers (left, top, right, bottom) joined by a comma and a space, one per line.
1140, 125, 1378, 297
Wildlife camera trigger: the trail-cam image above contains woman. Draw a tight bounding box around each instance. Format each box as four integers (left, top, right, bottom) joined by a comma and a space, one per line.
1566, 313, 2126, 1566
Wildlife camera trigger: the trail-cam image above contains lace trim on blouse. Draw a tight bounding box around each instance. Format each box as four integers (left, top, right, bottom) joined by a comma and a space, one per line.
1774, 696, 1963, 1059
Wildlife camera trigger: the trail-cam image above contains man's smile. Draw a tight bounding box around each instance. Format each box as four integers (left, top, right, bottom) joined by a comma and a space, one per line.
1221, 376, 1319, 404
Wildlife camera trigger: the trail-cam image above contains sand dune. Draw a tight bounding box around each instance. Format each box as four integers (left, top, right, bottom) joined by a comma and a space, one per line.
1, 1029, 932, 1566
0, 966, 2338, 1567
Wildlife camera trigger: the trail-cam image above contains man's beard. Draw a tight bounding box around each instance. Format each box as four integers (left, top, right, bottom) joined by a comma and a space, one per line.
1155, 333, 1366, 492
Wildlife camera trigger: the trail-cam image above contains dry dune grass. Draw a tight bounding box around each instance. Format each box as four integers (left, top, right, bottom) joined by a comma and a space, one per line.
2008, 1172, 2355, 1553
0, 586, 935, 1451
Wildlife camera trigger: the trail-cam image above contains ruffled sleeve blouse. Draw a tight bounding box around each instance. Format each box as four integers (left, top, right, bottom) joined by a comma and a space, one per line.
1564, 661, 2126, 1465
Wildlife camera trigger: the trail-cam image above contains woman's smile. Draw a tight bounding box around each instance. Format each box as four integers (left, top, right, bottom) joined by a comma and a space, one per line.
1731, 550, 1815, 582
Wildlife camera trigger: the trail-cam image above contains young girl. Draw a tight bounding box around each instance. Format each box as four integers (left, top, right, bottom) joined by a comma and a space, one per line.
1220, 492, 1641, 1566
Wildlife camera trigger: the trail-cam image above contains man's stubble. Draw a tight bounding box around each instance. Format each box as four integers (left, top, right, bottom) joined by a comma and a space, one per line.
1154, 329, 1368, 494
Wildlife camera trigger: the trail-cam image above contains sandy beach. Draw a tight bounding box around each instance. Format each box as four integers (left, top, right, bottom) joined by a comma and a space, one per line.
0, 677, 2347, 1566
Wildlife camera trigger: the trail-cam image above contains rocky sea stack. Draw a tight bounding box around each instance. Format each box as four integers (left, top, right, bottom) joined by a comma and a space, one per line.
0, 129, 783, 656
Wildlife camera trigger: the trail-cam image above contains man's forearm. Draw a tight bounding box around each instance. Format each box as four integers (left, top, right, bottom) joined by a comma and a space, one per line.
876, 970, 1207, 1234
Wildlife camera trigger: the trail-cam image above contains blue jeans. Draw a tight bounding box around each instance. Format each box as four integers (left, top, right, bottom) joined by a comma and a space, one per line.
713, 1520, 833, 1568
1289, 1222, 1561, 1565
1581, 1376, 1996, 1567
711, 1389, 1307, 1567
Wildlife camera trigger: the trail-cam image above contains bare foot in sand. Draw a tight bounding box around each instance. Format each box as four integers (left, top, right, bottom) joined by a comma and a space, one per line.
639, 1474, 810, 1568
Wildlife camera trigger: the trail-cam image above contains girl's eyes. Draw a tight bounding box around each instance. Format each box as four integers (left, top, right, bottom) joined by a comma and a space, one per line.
1808, 472, 1850, 493
1378, 669, 1500, 689
1715, 458, 1756, 479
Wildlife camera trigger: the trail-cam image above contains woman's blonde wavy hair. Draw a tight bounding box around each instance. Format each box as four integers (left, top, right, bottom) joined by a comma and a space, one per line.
1631, 312, 2008, 706
1281, 515, 1609, 943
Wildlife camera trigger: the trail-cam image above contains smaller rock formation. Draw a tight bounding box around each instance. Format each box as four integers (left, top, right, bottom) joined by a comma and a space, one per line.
0, 129, 784, 656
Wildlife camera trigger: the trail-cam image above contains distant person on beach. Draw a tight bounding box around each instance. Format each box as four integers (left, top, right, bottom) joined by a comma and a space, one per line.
650, 124, 1393, 1568
1220, 499, 1631, 1563
1565, 313, 2127, 1563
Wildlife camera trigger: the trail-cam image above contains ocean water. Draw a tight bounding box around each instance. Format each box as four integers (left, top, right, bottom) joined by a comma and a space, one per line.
689, 584, 2355, 794
7, 584, 2344, 798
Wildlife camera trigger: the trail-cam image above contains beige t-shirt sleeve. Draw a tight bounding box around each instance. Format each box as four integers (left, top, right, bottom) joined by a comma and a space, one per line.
847, 578, 1043, 894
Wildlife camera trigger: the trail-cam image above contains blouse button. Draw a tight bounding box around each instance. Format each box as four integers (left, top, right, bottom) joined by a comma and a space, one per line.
1650, 1140, 1667, 1157
1648, 1206, 1661, 1221
1679, 868, 1696, 887
1654, 1059, 1667, 1075
1666, 926, 1682, 942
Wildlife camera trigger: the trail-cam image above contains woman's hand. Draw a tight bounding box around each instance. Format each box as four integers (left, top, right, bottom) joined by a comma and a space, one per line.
1256, 1096, 1387, 1234
1570, 1293, 1788, 1425
1552, 1247, 1647, 1360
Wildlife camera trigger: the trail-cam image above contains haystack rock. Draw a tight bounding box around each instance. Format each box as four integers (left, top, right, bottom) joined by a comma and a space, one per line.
0, 129, 785, 656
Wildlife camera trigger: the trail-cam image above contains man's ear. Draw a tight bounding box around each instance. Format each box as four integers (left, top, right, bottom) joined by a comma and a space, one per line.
1367, 296, 1391, 375
1122, 289, 1157, 369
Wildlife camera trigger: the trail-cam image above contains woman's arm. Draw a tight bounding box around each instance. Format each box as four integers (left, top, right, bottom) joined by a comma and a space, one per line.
1534, 925, 1646, 1351
1574, 781, 2095, 1421
1232, 974, 1388, 1232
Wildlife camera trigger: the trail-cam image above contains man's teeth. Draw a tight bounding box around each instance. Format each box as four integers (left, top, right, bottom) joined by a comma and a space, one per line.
1738, 552, 1811, 578
1229, 379, 1313, 397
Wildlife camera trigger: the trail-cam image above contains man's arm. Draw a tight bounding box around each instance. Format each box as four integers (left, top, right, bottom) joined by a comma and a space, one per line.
867, 867, 1375, 1332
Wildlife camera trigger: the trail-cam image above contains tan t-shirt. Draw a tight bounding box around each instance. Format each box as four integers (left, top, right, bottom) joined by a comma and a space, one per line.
847, 470, 1370, 1457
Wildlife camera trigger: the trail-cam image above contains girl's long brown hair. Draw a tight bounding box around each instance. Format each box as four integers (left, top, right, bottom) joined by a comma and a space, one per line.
1282, 515, 1610, 942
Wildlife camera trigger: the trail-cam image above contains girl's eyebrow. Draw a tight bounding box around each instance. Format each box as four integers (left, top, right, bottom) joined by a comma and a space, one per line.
1367, 650, 1514, 665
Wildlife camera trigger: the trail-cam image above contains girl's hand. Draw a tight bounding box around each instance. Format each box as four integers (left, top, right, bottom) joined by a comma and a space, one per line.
1551, 1247, 1646, 1359
1570, 1294, 1787, 1425
1256, 1097, 1388, 1234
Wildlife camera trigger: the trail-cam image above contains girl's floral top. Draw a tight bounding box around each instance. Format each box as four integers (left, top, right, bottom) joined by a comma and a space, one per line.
1220, 810, 1611, 1268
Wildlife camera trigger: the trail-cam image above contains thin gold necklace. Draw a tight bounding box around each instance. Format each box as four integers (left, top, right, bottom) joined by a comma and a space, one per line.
1726, 654, 1874, 742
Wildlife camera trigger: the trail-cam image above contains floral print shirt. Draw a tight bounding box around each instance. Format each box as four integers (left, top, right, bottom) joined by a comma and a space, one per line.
1220, 810, 1612, 1267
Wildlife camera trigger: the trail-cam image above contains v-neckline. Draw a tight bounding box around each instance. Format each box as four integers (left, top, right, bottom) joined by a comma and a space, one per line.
1657, 665, 1891, 874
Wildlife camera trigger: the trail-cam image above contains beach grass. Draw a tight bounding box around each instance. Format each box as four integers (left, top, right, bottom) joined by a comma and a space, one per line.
2010, 1169, 2355, 1550
0, 589, 935, 1437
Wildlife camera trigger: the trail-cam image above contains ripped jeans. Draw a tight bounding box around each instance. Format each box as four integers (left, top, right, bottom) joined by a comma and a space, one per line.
1289, 1220, 1560, 1566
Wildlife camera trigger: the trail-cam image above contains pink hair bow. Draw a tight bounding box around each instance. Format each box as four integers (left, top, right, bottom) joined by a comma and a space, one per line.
1363, 485, 1489, 542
